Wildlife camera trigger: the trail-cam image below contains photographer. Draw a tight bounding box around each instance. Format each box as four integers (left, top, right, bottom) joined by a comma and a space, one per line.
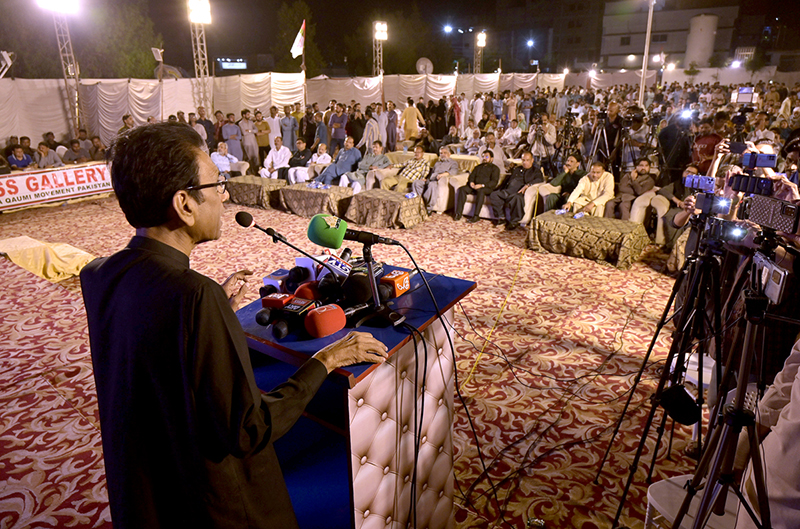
657, 112, 694, 186
525, 113, 556, 170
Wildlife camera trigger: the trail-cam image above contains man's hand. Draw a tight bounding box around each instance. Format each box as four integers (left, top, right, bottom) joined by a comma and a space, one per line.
683, 194, 696, 213
630, 169, 638, 180
313, 331, 389, 373
222, 269, 253, 310
469, 182, 477, 189
518, 184, 529, 194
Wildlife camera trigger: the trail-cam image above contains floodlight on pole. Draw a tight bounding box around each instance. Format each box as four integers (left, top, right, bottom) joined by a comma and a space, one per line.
36, 0, 79, 14
474, 31, 486, 73
637, 0, 656, 108
373, 21, 387, 76
444, 25, 452, 33
527, 40, 534, 48
187, 0, 211, 24
188, 0, 211, 110
37, 0, 81, 135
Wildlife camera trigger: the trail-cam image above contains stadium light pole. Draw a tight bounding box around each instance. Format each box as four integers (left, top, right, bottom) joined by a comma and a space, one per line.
373, 21, 387, 77
638, 0, 656, 108
37, 0, 81, 135
188, 0, 212, 111
474, 31, 486, 74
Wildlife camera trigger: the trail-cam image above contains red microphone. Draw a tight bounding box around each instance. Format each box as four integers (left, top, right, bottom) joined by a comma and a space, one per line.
304, 304, 347, 338
293, 280, 321, 301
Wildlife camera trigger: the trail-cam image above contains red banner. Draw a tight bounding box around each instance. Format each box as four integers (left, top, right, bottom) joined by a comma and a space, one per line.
0, 163, 112, 211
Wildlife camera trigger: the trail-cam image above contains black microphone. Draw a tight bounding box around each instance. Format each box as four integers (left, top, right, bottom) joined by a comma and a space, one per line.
343, 228, 400, 246
236, 211, 341, 281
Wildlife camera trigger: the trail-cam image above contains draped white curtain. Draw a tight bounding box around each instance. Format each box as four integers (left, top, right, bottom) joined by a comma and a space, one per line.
10, 69, 768, 149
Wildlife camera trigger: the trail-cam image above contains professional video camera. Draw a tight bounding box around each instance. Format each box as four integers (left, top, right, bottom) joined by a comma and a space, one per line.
647, 111, 664, 128
731, 106, 755, 128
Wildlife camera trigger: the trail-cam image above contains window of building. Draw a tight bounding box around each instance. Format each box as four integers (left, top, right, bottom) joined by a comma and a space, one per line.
620, 36, 631, 46
652, 34, 667, 43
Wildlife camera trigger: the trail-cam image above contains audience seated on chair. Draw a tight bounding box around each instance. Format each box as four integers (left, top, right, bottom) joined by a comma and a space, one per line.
287, 143, 331, 184
381, 145, 429, 193
540, 153, 587, 212
276, 138, 312, 181
314, 136, 361, 185
604, 157, 655, 220
210, 142, 241, 179
453, 149, 500, 223
341, 140, 390, 194
412, 146, 461, 214
564, 161, 614, 217
489, 151, 542, 231
259, 136, 292, 179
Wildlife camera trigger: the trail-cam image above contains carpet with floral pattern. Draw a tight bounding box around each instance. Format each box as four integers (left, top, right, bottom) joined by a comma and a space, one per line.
0, 196, 696, 528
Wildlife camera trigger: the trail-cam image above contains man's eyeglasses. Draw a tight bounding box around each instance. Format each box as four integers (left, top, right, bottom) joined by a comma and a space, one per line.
186, 177, 228, 194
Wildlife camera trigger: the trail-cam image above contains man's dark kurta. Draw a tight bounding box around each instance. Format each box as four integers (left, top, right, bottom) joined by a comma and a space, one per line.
81, 236, 327, 529
455, 162, 501, 218
489, 164, 543, 224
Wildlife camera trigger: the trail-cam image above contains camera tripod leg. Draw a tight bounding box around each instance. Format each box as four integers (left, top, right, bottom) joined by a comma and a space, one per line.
594, 251, 693, 486
674, 312, 772, 529
609, 251, 709, 527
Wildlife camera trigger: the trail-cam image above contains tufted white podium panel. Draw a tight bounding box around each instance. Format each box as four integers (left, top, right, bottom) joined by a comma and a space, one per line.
349, 308, 455, 529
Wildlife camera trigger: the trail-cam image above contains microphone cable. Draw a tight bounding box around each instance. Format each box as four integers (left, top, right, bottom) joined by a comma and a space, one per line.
396, 242, 506, 524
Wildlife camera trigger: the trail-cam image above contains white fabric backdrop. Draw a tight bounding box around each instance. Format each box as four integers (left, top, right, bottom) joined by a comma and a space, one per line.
9, 69, 790, 150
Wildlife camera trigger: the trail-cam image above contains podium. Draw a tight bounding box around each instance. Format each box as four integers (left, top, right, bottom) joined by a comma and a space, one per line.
237, 270, 476, 529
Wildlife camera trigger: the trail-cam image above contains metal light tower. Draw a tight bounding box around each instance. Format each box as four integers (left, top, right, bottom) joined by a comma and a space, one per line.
474, 31, 486, 74
638, 0, 656, 107
38, 0, 81, 134
188, 0, 212, 110
373, 21, 387, 77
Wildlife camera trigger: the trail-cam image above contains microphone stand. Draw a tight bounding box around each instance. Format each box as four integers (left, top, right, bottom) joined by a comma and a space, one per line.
261, 227, 342, 281
353, 242, 406, 328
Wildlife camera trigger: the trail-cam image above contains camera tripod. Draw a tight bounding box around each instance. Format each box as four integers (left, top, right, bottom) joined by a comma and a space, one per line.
595, 214, 726, 528
670, 231, 799, 529
587, 116, 612, 169
549, 115, 582, 177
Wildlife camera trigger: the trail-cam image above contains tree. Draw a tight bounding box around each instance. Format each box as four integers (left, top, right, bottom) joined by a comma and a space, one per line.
0, 0, 64, 78
745, 49, 767, 81
271, 1, 324, 77
76, 0, 161, 79
0, 0, 161, 79
683, 61, 700, 84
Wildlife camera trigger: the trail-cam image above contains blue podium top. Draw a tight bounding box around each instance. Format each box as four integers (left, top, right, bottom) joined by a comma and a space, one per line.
237, 268, 476, 387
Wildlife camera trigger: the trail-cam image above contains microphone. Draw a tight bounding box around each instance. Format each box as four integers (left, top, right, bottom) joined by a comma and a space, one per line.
307, 214, 399, 249
236, 211, 342, 281
303, 302, 373, 338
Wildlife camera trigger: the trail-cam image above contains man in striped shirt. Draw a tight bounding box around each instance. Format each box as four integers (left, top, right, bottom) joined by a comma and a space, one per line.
380, 145, 430, 193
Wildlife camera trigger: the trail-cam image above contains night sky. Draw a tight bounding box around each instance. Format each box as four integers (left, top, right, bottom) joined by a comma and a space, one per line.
149, 0, 466, 72
149, 0, 800, 73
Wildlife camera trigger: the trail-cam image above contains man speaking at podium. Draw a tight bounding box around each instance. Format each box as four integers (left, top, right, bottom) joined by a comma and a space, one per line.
80, 122, 387, 529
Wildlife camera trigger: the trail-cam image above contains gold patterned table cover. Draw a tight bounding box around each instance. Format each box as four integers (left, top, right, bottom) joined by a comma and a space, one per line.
526, 210, 651, 269
344, 188, 428, 229
226, 176, 287, 209
279, 183, 354, 218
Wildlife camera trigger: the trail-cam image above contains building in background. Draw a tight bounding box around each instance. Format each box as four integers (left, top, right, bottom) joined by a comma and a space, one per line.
600, 0, 739, 70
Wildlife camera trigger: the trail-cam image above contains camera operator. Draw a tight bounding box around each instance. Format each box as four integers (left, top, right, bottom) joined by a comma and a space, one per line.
525, 113, 556, 170
593, 102, 623, 179
621, 112, 650, 169
657, 112, 694, 187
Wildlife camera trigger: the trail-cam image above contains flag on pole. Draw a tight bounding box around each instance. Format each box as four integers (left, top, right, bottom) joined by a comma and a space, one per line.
290, 20, 305, 59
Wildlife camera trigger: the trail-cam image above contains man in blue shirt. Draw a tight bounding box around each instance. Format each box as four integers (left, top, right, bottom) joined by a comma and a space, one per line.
8, 145, 33, 170
328, 104, 348, 156
311, 112, 328, 153
314, 136, 361, 185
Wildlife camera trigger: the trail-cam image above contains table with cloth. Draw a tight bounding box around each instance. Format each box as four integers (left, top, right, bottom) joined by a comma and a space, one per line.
279, 183, 354, 218
226, 176, 286, 209
344, 188, 428, 229
526, 210, 651, 269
